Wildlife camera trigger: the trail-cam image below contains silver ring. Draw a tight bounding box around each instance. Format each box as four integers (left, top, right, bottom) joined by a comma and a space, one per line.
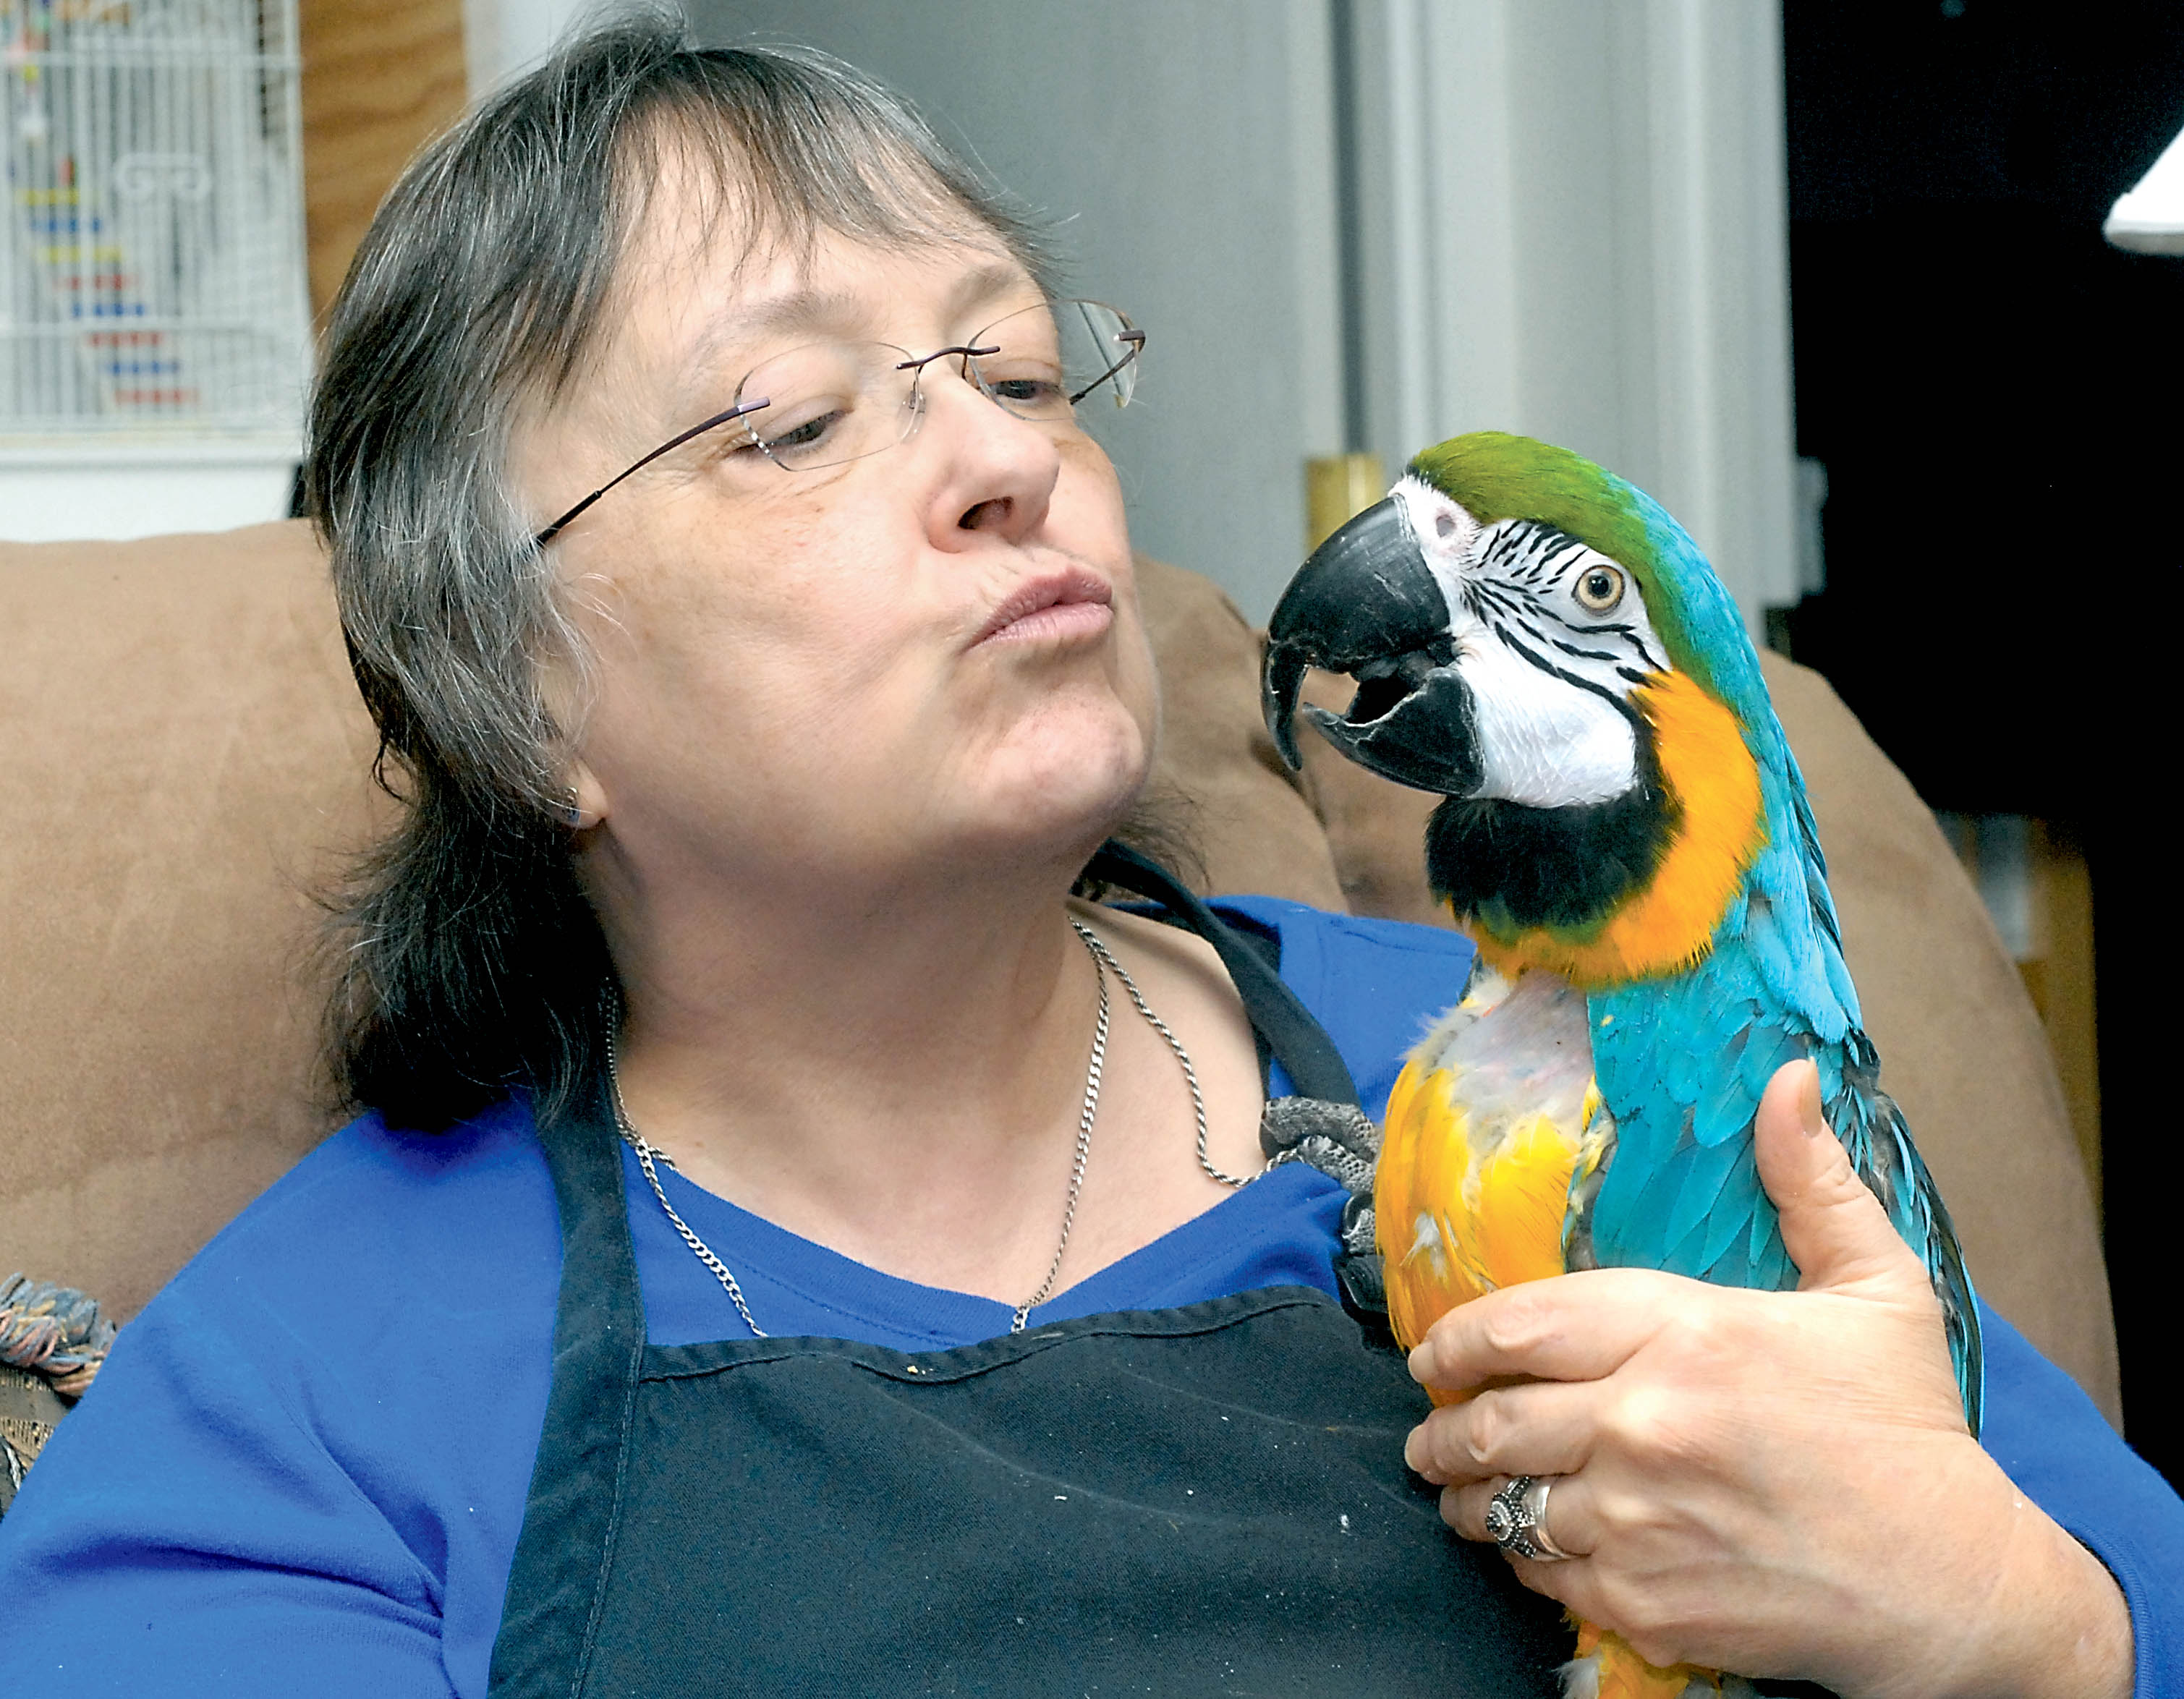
1484, 1473, 1575, 1562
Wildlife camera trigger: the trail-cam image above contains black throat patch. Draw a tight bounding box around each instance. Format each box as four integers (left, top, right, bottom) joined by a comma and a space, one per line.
1422, 720, 1678, 939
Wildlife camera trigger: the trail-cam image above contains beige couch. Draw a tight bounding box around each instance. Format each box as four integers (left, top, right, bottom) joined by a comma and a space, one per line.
0, 521, 2120, 1426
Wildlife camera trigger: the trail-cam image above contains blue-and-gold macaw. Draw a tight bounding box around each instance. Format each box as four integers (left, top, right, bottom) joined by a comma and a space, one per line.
1262, 432, 1981, 1699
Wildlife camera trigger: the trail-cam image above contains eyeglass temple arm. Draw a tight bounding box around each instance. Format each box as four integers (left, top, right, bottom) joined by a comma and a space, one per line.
532, 396, 772, 548
1066, 327, 1147, 407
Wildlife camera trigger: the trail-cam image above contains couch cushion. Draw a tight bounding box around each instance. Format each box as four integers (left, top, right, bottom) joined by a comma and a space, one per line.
1131, 555, 1346, 911
0, 522, 383, 1319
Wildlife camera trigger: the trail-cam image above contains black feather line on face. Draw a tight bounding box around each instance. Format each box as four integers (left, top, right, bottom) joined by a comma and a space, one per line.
1578, 618, 1661, 671
1424, 718, 1676, 937
1505, 608, 1561, 651
1543, 636, 1627, 665
1470, 577, 1526, 616
1487, 619, 1633, 715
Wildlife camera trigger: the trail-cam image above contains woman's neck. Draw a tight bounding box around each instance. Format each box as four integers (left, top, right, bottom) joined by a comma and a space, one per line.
582, 833, 1121, 1297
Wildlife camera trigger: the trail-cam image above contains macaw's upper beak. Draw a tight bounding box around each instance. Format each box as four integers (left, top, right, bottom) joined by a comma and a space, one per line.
1261, 495, 1484, 796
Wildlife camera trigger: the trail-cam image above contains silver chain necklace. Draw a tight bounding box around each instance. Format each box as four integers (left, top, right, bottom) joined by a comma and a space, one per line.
603, 917, 1247, 1340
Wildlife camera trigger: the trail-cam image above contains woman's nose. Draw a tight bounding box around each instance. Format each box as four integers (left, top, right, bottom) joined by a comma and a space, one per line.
913, 361, 1062, 545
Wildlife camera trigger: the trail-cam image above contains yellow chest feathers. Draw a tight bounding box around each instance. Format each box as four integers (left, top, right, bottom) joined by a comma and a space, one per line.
1376, 968, 1610, 1368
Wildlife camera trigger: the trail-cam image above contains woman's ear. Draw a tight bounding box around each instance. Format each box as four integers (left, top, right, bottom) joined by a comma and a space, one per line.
560, 761, 608, 830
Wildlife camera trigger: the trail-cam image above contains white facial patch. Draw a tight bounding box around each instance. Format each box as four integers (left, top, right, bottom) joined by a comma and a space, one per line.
1461, 636, 1637, 806
1390, 477, 1673, 809
1390, 475, 1479, 616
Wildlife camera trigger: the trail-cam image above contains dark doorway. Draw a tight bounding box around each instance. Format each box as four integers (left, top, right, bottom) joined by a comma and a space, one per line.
1781, 0, 2184, 1485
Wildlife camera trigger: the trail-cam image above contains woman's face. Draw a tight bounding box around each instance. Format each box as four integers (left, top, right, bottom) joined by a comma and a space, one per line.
517, 165, 1157, 903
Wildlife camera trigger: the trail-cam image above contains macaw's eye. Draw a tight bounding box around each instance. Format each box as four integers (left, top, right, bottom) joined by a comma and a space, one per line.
1574, 564, 1626, 613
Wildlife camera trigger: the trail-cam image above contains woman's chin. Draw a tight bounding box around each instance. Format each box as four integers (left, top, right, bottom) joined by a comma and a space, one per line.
941, 736, 1151, 871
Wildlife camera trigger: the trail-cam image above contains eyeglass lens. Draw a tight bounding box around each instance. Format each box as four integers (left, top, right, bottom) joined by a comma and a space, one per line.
726, 299, 1142, 474
530, 301, 1144, 547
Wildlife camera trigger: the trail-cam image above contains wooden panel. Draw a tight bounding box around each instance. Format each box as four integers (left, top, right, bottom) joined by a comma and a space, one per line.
298, 0, 467, 322
1937, 814, 2103, 1211
2026, 822, 2102, 1205
1304, 453, 1385, 552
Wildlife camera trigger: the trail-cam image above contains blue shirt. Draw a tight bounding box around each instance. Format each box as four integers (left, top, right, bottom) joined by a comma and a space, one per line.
0, 898, 2176, 1695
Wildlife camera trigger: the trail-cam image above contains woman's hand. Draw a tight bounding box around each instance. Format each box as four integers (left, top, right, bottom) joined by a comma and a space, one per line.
1401, 1060, 2133, 1699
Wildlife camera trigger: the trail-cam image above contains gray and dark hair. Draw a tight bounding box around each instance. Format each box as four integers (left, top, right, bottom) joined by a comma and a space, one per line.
309, 12, 1053, 1128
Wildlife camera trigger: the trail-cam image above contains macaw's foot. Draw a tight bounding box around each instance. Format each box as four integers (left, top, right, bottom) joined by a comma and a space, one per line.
1561, 1620, 1759, 1699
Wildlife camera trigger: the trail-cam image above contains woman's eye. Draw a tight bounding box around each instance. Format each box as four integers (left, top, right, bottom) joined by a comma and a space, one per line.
762, 412, 840, 451
989, 377, 1063, 407
973, 358, 1068, 415
742, 401, 849, 460
1573, 564, 1626, 613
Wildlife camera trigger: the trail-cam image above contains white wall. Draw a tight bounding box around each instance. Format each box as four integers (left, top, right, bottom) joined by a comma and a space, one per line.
1351, 0, 1799, 630
469, 0, 1801, 629
465, 0, 592, 93
0, 442, 298, 542
682, 0, 1346, 623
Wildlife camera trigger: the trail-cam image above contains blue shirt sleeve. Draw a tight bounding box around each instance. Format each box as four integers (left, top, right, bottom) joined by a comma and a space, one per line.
0, 1102, 563, 1699
1976, 1303, 2184, 1698
0, 1268, 454, 1695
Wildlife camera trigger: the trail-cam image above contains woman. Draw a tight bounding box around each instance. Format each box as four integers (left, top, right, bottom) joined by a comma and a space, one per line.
0, 18, 2173, 1697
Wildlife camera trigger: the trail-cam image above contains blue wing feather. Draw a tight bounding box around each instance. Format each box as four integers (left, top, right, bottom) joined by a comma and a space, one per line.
1697, 1141, 1764, 1274
1663, 1129, 1747, 1256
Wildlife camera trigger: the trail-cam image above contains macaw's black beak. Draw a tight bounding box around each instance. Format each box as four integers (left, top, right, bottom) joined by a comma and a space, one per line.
1260, 495, 1484, 797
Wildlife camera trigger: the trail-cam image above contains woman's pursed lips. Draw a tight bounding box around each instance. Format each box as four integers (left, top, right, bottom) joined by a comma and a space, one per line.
972, 569, 1114, 647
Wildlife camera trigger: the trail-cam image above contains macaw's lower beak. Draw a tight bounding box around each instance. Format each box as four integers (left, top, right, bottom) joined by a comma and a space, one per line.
1260, 495, 1484, 797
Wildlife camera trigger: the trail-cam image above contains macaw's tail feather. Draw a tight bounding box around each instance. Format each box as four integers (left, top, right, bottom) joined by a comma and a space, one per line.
1563, 1620, 1757, 1699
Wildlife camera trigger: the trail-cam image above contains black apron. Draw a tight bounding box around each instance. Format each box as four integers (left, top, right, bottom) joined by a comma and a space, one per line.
486, 846, 1571, 1696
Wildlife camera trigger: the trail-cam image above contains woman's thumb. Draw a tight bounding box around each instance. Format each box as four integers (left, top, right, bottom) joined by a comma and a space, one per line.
1754, 1058, 1912, 1293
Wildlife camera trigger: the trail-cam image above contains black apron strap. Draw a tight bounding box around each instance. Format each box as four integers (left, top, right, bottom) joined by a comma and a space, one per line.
488, 1086, 646, 1697
1084, 839, 1361, 1109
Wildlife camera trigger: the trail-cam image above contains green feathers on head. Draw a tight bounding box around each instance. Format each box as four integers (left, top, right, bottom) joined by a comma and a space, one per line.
1407, 431, 1724, 699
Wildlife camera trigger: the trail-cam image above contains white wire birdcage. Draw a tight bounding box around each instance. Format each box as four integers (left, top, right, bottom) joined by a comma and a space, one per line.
1, 0, 308, 440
